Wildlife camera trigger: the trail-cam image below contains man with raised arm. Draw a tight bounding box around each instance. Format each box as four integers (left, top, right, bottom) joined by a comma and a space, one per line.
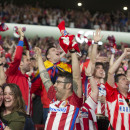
35, 46, 82, 130
106, 48, 130, 130
31, 45, 71, 124
75, 61, 99, 130
6, 28, 31, 113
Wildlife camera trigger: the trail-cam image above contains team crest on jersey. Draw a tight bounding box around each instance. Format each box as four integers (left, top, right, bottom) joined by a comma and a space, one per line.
78, 111, 88, 118
59, 100, 68, 108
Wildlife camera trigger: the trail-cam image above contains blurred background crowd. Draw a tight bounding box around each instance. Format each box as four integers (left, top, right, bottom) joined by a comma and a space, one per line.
0, 1, 130, 130
0, 3, 130, 32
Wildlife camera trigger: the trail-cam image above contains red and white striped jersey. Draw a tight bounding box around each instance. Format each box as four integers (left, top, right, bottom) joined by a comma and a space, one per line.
45, 86, 83, 130
75, 96, 98, 130
95, 84, 107, 116
83, 78, 107, 116
105, 82, 130, 130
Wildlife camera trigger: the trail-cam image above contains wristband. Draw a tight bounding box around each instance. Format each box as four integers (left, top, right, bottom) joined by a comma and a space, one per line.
94, 42, 98, 44
0, 63, 3, 66
69, 50, 76, 53
88, 76, 93, 79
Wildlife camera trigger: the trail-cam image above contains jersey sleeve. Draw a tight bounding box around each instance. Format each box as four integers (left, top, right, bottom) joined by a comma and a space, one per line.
105, 82, 118, 102
6, 41, 24, 75
69, 92, 83, 108
82, 96, 97, 111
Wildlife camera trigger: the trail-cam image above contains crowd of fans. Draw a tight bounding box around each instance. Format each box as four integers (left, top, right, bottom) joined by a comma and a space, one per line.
0, 3, 130, 32
0, 2, 130, 129
0, 25, 129, 129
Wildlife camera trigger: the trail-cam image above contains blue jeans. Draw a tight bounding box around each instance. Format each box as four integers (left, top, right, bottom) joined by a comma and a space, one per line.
43, 108, 49, 125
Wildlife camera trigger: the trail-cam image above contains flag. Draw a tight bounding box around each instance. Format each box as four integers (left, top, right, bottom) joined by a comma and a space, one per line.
0, 23, 9, 32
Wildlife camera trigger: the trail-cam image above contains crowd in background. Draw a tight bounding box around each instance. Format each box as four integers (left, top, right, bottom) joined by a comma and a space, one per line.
1, 35, 130, 64
0, 2, 130, 130
0, 28, 130, 129
0, 3, 130, 32
1, 34, 130, 84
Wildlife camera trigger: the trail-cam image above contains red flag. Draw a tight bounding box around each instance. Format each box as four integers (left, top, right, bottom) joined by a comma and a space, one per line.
58, 21, 81, 55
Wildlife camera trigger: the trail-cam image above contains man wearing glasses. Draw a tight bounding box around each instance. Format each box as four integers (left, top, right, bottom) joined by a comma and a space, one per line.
35, 46, 83, 130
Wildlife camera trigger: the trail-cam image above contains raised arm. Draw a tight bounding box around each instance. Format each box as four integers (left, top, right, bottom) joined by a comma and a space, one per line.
90, 29, 103, 64
35, 47, 52, 92
90, 29, 103, 74
71, 49, 82, 98
109, 53, 115, 68
0, 57, 6, 86
6, 28, 24, 75
85, 61, 98, 102
107, 48, 130, 87
8, 41, 16, 56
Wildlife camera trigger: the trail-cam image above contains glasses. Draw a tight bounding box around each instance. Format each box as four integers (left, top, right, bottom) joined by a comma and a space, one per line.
55, 80, 71, 84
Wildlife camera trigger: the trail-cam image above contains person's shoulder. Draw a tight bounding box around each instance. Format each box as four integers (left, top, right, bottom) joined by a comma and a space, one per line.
105, 82, 117, 90
17, 111, 25, 116
12, 111, 26, 121
128, 92, 130, 97
69, 92, 83, 108
58, 62, 72, 72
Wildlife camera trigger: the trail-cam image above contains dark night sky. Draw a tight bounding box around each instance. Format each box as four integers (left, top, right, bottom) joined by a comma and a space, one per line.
2, 0, 130, 12
43, 0, 130, 11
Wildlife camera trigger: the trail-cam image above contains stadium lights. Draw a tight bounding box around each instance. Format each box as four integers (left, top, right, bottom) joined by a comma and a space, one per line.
123, 6, 128, 11
77, 2, 82, 7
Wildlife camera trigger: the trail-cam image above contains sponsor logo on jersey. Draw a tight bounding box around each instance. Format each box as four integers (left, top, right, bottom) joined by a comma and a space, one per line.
49, 107, 67, 113
81, 111, 88, 118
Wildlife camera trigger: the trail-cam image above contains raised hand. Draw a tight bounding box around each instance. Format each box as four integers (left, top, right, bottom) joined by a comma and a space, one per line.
34, 47, 42, 59
18, 27, 24, 40
123, 48, 130, 56
93, 29, 103, 43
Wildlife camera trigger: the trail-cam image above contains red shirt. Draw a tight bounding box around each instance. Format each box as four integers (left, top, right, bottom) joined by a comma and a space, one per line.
30, 72, 42, 96
6, 41, 29, 105
45, 86, 82, 130
32, 61, 72, 108
105, 82, 130, 130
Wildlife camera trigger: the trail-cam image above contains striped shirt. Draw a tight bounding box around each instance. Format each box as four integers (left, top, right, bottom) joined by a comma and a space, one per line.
105, 82, 130, 130
75, 96, 98, 130
45, 86, 82, 130
95, 84, 107, 116
83, 78, 107, 116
